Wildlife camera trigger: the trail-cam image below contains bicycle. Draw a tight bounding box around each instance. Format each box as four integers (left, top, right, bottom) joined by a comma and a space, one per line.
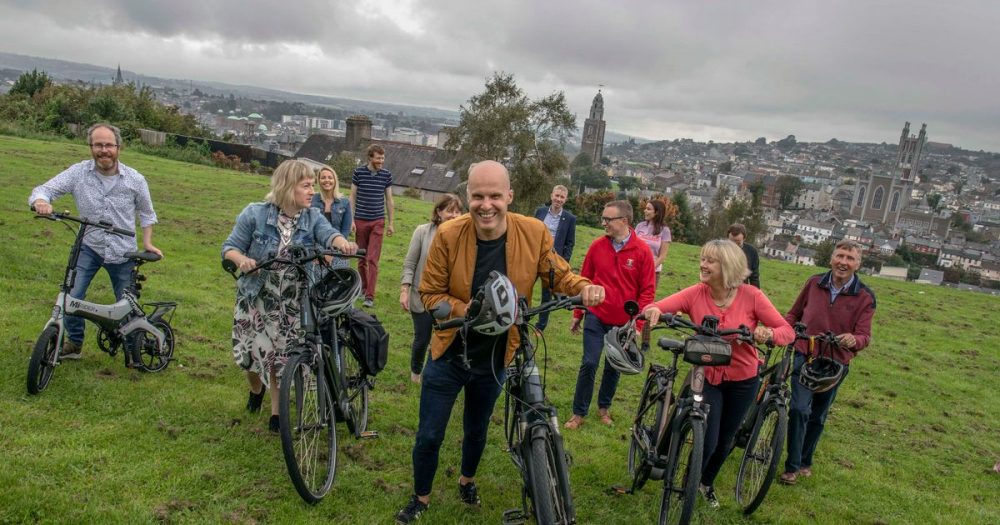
434, 279, 583, 525
27, 211, 177, 395
223, 245, 376, 504
626, 312, 750, 525
729, 322, 809, 514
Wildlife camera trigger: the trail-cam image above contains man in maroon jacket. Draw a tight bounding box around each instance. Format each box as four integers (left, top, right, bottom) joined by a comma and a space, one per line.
565, 200, 656, 429
780, 239, 875, 484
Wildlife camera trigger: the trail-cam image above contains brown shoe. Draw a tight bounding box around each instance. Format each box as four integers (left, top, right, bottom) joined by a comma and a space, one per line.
598, 408, 613, 426
798, 467, 812, 478
778, 471, 798, 485
564, 415, 585, 430
61, 340, 83, 360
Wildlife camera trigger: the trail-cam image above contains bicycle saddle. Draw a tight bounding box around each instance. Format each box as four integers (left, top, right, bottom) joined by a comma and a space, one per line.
125, 251, 162, 262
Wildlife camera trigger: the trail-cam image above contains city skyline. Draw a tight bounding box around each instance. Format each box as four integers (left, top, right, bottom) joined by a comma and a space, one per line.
1, 1, 998, 151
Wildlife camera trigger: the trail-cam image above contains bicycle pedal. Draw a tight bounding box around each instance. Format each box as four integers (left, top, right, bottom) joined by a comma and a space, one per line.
501, 509, 527, 525
358, 430, 379, 439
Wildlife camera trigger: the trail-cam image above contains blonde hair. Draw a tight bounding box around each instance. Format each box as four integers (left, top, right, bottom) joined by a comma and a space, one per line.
266, 159, 314, 211
316, 164, 343, 200
701, 239, 750, 289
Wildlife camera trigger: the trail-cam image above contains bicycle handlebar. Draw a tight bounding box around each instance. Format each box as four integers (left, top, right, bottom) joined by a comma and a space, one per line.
32, 209, 136, 238
222, 245, 366, 279
656, 312, 753, 342
433, 294, 584, 331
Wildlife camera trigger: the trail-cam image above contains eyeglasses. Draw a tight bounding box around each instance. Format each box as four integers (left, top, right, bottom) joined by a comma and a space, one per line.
91, 143, 119, 150
600, 216, 625, 224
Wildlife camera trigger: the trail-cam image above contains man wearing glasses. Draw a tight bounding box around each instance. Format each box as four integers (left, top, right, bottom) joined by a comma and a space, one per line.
29, 123, 161, 360
564, 200, 656, 429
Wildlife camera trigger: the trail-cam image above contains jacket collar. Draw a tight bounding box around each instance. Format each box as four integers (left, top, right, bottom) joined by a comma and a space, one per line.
817, 271, 861, 295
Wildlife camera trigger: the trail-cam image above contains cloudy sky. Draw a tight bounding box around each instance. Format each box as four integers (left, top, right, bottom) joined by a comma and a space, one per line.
2, 1, 998, 151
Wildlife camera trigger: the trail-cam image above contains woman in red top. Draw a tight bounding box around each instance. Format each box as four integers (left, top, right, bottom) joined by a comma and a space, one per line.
642, 239, 793, 508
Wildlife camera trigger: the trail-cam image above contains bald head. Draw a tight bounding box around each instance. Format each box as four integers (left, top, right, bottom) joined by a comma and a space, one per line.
466, 160, 513, 241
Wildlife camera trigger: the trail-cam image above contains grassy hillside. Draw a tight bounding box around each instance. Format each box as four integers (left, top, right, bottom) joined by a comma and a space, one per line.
1, 135, 997, 524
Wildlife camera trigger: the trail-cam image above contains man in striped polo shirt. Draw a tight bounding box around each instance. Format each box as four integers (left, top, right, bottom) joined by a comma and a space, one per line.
350, 144, 395, 307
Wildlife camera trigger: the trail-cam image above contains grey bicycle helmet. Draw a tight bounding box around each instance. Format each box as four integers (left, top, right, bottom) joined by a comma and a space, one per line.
604, 325, 644, 375
469, 271, 518, 336
799, 356, 845, 393
312, 267, 362, 318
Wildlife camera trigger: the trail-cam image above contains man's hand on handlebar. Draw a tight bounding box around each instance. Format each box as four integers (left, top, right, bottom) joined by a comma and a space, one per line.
32, 200, 53, 216
580, 284, 605, 307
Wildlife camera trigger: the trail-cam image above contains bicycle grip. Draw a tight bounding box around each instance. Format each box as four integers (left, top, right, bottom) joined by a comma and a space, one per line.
113, 226, 136, 237
435, 317, 464, 330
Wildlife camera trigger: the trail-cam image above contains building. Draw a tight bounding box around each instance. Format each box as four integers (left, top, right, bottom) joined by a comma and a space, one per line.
580, 89, 606, 163
850, 122, 927, 230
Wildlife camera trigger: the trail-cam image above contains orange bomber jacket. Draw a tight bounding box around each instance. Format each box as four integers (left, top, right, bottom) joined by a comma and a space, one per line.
419, 212, 592, 365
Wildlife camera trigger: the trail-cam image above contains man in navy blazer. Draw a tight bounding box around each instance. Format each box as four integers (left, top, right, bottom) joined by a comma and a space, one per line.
533, 184, 577, 331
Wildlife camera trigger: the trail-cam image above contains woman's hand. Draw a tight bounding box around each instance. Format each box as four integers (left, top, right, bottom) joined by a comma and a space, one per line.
753, 325, 774, 344
399, 286, 411, 312
332, 236, 358, 255
642, 306, 663, 326
238, 256, 257, 273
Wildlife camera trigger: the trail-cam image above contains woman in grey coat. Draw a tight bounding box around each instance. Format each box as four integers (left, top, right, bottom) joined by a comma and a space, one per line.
398, 194, 464, 383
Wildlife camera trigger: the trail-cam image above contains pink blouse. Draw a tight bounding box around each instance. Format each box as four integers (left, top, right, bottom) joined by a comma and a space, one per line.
646, 283, 794, 384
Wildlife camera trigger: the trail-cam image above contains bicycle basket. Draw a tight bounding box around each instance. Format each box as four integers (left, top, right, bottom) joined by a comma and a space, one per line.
682, 335, 732, 366
312, 267, 362, 318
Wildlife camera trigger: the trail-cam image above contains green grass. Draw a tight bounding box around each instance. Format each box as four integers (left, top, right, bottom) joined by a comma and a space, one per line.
1, 135, 998, 524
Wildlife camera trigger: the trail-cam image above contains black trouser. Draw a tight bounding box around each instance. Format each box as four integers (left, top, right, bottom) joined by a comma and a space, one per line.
409, 310, 433, 375
700, 375, 760, 487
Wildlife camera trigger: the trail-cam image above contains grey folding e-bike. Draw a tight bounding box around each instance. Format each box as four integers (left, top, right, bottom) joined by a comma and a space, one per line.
27, 211, 176, 395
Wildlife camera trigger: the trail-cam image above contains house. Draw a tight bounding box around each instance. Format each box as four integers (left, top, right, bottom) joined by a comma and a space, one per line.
878, 266, 908, 281
915, 268, 944, 285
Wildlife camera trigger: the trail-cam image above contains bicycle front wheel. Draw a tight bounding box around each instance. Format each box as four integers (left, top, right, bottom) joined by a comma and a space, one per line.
27, 326, 59, 395
341, 345, 369, 434
525, 430, 574, 525
279, 352, 337, 503
735, 400, 787, 515
659, 417, 704, 525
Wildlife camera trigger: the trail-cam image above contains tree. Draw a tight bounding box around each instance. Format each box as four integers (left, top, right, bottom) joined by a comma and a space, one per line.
10, 69, 51, 98
926, 193, 942, 210
813, 241, 834, 268
330, 152, 358, 186
444, 72, 576, 212
617, 175, 641, 193
718, 160, 733, 174
775, 134, 797, 151
670, 191, 697, 244
775, 175, 805, 209
571, 152, 610, 192
754, 137, 767, 146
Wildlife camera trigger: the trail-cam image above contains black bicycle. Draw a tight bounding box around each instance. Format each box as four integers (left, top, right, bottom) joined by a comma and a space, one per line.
627, 313, 750, 525
729, 322, 810, 514
435, 287, 583, 525
223, 245, 375, 504
28, 211, 176, 394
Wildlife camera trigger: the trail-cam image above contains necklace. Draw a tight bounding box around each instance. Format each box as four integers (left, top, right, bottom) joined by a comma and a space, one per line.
712, 288, 735, 307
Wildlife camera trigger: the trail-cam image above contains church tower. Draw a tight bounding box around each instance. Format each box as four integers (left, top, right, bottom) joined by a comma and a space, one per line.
851, 122, 927, 229
580, 90, 606, 163
113, 64, 124, 85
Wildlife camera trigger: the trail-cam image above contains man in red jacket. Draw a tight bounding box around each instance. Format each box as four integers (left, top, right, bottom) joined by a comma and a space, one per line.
565, 200, 656, 428
780, 239, 875, 484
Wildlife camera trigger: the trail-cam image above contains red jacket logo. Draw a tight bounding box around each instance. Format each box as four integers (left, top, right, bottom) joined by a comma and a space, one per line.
625, 258, 634, 269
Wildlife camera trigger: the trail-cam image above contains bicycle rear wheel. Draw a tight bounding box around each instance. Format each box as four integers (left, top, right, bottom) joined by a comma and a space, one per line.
659, 418, 703, 525
630, 376, 666, 491
279, 352, 337, 503
526, 427, 574, 525
27, 326, 59, 395
735, 400, 787, 515
341, 344, 369, 434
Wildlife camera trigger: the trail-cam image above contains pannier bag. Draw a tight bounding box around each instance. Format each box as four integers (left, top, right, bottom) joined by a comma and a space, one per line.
682, 335, 732, 366
345, 308, 389, 376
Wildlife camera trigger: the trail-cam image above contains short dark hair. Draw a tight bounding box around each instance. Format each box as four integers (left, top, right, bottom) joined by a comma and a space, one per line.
367, 144, 385, 158
431, 194, 464, 225
727, 223, 747, 237
606, 200, 633, 224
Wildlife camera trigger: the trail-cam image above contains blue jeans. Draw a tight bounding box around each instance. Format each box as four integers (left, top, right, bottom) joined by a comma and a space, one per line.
785, 353, 849, 473
700, 375, 760, 487
66, 245, 135, 345
412, 357, 505, 496
571, 313, 621, 417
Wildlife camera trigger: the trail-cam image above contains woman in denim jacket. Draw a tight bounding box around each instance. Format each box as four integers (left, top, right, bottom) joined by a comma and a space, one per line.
222, 160, 357, 432
310, 165, 353, 268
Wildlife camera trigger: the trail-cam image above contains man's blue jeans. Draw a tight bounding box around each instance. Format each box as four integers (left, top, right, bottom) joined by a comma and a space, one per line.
65, 245, 135, 345
412, 357, 505, 496
785, 352, 849, 473
571, 313, 621, 417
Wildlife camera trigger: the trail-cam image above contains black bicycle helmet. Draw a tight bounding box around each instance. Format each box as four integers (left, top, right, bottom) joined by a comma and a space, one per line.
799, 356, 845, 393
468, 271, 518, 336
312, 267, 362, 318
604, 325, 644, 375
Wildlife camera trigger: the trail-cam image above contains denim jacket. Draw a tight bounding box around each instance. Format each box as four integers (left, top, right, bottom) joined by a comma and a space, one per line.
221, 202, 342, 300
310, 193, 352, 235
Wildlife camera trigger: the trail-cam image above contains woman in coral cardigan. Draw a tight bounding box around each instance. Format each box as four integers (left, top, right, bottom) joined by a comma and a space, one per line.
642, 239, 793, 509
